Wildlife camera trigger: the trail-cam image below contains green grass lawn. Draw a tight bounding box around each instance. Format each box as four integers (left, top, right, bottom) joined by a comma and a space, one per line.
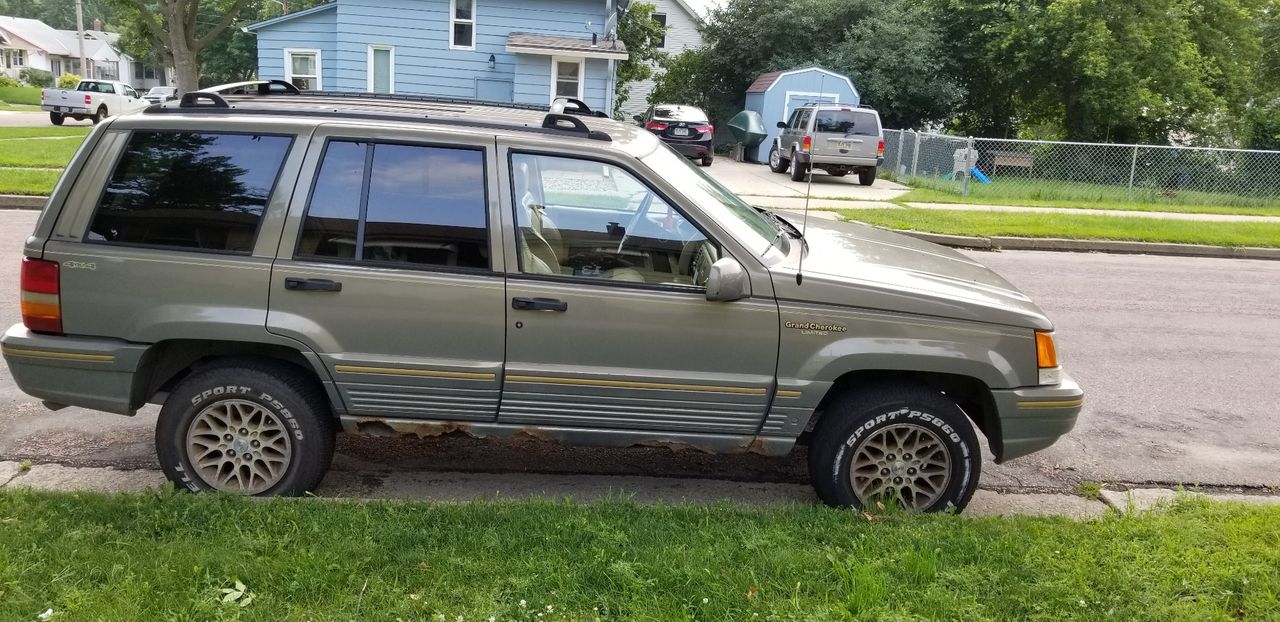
0, 491, 1276, 620
0, 135, 84, 168
0, 167, 62, 195
0, 102, 39, 112
837, 207, 1280, 248
0, 126, 90, 140
896, 177, 1280, 216
0, 85, 41, 106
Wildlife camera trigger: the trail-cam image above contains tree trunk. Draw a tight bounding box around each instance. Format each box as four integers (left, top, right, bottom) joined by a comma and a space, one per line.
172, 46, 200, 93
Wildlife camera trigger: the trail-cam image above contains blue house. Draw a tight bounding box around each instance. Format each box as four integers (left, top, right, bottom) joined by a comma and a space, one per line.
247, 0, 630, 112
743, 66, 860, 163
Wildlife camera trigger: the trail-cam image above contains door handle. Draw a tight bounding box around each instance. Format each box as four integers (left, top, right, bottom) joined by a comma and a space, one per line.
512, 297, 568, 312
284, 277, 342, 292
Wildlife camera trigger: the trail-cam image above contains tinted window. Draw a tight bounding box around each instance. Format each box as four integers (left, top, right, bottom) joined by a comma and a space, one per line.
88, 131, 292, 252
364, 144, 487, 268
297, 140, 489, 270
297, 140, 366, 260
814, 109, 879, 136
653, 105, 708, 123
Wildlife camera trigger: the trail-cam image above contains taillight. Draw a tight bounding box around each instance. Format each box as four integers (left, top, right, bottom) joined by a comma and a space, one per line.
40, 90, 45, 102
877, 140, 885, 156
802, 135, 812, 152
694, 125, 714, 134
84, 94, 91, 105
20, 258, 62, 334
646, 120, 668, 131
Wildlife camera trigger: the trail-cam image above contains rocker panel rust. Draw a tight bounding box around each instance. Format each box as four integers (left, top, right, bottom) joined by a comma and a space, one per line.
341, 416, 795, 456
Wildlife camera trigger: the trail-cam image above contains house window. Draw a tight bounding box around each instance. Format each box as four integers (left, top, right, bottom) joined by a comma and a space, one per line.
552, 57, 583, 101
451, 0, 475, 50
652, 13, 667, 48
367, 45, 394, 94
285, 49, 321, 90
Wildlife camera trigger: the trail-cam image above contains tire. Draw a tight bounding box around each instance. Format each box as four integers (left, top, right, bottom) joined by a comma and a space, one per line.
49, 112, 64, 126
859, 167, 877, 186
92, 106, 107, 124
155, 359, 336, 497
768, 145, 789, 174
807, 382, 981, 513
700, 155, 713, 167
789, 152, 807, 182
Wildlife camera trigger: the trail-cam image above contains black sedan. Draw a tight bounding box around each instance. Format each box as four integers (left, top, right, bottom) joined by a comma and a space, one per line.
635, 104, 715, 167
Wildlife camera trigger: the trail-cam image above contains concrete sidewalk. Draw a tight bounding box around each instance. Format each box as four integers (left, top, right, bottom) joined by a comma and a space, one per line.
4, 460, 1277, 519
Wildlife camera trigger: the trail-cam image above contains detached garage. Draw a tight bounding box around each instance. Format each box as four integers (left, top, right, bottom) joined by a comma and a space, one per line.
744, 66, 860, 163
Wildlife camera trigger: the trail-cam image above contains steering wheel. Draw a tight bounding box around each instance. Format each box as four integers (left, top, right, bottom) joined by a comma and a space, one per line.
615, 190, 655, 254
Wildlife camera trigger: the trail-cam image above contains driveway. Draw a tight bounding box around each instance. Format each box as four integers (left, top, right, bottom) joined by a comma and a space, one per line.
707, 158, 910, 210
0, 110, 94, 127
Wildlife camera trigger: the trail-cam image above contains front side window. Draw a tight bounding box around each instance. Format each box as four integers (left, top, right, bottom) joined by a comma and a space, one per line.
286, 50, 320, 90
297, 140, 489, 270
511, 153, 717, 288
451, 0, 475, 49
88, 131, 293, 252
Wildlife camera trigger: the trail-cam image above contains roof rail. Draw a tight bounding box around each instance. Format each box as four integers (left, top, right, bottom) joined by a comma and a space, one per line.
551, 97, 609, 118
179, 91, 229, 108
542, 113, 612, 142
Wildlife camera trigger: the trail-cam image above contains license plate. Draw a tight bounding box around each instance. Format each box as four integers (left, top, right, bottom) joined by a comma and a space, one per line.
672, 128, 690, 136
58, 107, 69, 113
831, 140, 854, 150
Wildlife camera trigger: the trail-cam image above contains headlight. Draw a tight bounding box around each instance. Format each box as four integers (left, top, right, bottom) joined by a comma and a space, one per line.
1036, 331, 1061, 385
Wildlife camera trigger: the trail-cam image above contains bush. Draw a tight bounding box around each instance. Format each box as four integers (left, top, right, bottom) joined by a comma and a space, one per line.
0, 75, 19, 88
19, 68, 54, 88
56, 73, 81, 89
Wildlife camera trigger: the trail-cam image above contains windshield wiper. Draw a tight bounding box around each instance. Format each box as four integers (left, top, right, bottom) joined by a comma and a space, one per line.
755, 208, 803, 256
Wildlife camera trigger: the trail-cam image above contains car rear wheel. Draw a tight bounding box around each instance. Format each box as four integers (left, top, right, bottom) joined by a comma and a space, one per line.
859, 167, 877, 186
789, 152, 808, 182
807, 382, 981, 513
49, 112, 64, 126
155, 359, 336, 496
92, 106, 107, 124
768, 145, 789, 174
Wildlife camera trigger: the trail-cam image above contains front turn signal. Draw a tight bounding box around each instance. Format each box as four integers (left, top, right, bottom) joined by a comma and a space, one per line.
1035, 331, 1058, 369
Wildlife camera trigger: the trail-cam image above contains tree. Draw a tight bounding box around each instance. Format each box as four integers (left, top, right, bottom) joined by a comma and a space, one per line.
105, 0, 255, 91
613, 1, 667, 117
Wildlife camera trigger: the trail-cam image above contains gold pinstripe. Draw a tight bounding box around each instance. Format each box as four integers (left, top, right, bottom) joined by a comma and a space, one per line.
1018, 398, 1084, 409
776, 390, 803, 398
1, 347, 114, 362
505, 374, 767, 396
334, 365, 496, 381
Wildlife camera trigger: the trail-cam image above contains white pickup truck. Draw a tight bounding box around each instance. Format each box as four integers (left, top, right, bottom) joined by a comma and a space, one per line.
41, 79, 149, 125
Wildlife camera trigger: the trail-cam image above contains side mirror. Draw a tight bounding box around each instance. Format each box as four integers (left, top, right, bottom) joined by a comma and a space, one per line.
776, 121, 787, 129
633, 114, 644, 124
705, 257, 750, 302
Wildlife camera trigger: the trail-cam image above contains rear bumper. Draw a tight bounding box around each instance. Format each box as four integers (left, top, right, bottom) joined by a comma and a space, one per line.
796, 152, 882, 168
661, 137, 713, 158
1, 324, 148, 415
41, 105, 90, 115
989, 372, 1083, 462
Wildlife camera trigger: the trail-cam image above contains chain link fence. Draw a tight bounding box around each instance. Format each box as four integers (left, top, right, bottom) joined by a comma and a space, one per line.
882, 129, 1280, 210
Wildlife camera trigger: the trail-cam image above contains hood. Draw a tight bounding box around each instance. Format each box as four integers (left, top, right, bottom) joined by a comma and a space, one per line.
769, 216, 1052, 330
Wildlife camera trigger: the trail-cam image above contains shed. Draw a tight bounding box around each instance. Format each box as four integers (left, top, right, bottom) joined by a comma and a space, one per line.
743, 66, 859, 163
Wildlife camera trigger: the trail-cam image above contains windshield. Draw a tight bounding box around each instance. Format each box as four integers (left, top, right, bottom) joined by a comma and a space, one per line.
641, 144, 786, 257
653, 105, 709, 123
814, 109, 879, 136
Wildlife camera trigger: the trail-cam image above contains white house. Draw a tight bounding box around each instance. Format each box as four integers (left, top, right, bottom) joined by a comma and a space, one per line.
0, 15, 167, 88
618, 0, 704, 118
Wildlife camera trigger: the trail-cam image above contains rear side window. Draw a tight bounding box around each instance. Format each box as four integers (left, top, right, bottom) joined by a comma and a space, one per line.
814, 110, 879, 136
296, 140, 489, 270
87, 131, 293, 253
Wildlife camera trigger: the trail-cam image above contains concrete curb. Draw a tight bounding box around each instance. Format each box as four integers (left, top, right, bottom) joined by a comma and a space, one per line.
0, 194, 46, 210
6, 461, 1275, 519
885, 228, 1280, 261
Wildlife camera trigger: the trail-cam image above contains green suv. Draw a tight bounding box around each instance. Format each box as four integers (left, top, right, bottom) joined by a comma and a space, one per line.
1, 85, 1082, 511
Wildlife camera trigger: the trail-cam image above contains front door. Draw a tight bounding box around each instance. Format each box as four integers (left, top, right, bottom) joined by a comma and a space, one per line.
497, 146, 779, 436
267, 125, 506, 422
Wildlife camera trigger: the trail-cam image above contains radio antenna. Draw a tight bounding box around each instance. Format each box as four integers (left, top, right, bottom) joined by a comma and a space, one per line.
795, 71, 826, 286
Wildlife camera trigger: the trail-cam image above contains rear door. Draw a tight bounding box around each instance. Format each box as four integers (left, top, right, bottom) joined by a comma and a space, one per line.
810, 108, 880, 160
266, 124, 507, 422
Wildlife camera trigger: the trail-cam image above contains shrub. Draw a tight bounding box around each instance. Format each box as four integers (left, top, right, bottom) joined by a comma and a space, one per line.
19, 67, 54, 88
0, 75, 20, 88
57, 73, 81, 89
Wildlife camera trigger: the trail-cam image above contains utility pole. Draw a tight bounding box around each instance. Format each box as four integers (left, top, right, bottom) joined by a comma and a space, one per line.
74, 0, 87, 78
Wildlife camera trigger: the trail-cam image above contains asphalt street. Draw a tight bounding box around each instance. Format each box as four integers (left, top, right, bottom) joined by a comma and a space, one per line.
1, 208, 1277, 493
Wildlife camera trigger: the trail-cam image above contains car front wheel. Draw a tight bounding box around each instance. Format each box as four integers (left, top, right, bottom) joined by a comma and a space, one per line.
768, 145, 789, 174
807, 383, 981, 513
155, 359, 336, 496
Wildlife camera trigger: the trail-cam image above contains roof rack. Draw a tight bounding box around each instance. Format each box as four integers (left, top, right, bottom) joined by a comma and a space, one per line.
145, 88, 615, 143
